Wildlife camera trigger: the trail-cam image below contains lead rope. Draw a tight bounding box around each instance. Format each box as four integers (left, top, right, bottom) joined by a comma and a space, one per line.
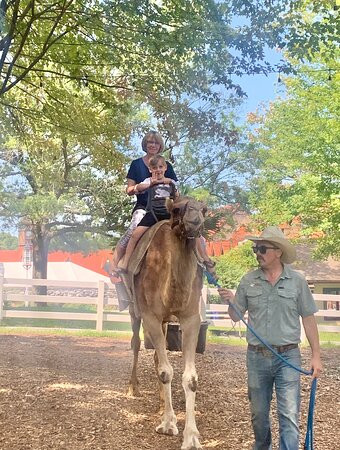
205, 271, 317, 450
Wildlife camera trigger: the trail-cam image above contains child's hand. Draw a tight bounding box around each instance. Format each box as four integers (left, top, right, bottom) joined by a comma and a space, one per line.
151, 175, 164, 185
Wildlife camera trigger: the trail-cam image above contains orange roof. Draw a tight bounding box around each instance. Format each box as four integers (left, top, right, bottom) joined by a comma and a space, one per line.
206, 224, 249, 257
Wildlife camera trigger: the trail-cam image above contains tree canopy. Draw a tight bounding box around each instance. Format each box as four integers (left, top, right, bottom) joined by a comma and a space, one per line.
0, 0, 338, 280
248, 57, 340, 258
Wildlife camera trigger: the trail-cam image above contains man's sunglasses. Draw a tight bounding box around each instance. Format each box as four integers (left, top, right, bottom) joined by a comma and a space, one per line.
252, 245, 279, 255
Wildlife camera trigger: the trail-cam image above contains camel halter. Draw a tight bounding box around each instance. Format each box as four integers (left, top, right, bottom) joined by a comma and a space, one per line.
171, 201, 204, 240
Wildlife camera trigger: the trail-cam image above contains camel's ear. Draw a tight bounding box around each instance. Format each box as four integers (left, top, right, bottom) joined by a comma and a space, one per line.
198, 201, 207, 216
166, 198, 174, 213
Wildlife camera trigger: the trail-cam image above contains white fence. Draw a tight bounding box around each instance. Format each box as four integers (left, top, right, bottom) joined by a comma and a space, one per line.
0, 277, 130, 331
0, 277, 339, 336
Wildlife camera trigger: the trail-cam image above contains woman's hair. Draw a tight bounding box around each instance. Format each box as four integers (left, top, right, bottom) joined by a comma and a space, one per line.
148, 154, 166, 168
141, 131, 164, 153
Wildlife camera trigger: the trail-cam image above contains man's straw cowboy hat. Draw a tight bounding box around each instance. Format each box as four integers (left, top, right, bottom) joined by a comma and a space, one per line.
246, 226, 297, 264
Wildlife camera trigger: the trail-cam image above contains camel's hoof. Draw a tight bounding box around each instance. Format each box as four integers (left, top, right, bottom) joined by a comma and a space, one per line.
156, 422, 178, 436
127, 384, 141, 397
181, 435, 202, 450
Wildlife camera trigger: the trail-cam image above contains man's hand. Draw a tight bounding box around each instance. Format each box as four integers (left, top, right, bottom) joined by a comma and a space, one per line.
310, 354, 322, 379
218, 288, 235, 305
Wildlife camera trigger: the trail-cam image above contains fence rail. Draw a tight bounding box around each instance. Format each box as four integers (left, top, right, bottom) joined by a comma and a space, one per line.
0, 277, 339, 336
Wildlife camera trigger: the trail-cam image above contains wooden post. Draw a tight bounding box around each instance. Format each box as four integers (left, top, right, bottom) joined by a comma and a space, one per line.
96, 281, 105, 332
0, 266, 4, 321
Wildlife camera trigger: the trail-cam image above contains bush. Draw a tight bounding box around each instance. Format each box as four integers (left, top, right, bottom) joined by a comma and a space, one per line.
215, 241, 257, 289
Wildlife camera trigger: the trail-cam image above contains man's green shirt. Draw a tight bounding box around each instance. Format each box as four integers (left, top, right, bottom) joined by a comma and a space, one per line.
234, 265, 318, 346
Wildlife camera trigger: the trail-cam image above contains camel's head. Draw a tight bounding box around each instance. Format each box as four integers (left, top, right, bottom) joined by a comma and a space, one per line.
166, 196, 207, 240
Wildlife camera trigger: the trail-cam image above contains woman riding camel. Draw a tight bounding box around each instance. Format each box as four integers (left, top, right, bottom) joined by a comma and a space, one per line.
110, 131, 177, 276
110, 130, 216, 278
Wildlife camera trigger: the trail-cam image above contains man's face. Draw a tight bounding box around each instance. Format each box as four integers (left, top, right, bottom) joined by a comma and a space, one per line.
253, 240, 282, 269
150, 162, 167, 179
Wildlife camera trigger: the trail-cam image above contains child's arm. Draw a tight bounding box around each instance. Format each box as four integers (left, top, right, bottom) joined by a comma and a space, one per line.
133, 178, 151, 194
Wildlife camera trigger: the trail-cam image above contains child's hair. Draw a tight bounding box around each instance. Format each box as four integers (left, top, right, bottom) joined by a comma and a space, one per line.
148, 154, 166, 168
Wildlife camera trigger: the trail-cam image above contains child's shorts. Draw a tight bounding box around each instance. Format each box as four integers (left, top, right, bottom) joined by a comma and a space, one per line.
138, 211, 170, 228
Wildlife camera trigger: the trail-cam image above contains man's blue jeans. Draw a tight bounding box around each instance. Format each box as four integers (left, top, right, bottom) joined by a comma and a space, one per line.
246, 347, 301, 450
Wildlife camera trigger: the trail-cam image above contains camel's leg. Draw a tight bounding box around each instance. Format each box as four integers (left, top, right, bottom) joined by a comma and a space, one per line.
154, 321, 168, 414
180, 314, 202, 450
127, 309, 142, 397
143, 312, 178, 436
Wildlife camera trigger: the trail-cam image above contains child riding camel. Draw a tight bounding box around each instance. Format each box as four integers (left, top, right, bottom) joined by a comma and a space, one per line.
118, 154, 178, 272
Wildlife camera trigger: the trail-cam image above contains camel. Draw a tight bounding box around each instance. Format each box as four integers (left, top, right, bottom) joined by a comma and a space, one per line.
127, 196, 206, 450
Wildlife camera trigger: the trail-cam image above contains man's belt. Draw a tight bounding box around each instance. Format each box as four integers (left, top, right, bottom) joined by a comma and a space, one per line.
248, 343, 299, 355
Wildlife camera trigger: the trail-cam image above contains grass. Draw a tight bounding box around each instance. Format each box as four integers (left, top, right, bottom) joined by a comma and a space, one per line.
1, 304, 339, 347
0, 326, 132, 339
0, 326, 338, 348
0, 317, 131, 331
1, 302, 131, 331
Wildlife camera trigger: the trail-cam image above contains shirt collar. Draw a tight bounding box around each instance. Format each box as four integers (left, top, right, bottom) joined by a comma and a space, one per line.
254, 264, 292, 280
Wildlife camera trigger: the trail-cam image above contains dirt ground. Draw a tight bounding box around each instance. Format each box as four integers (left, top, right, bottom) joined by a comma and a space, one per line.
0, 335, 338, 450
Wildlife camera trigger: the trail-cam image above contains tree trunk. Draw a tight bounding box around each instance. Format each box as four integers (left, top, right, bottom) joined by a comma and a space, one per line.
32, 224, 50, 300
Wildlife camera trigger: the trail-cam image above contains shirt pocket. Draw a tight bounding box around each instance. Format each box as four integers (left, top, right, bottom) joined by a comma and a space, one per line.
277, 288, 298, 311
246, 286, 262, 308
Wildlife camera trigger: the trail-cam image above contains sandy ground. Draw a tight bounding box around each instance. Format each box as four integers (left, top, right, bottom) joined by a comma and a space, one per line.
0, 334, 338, 450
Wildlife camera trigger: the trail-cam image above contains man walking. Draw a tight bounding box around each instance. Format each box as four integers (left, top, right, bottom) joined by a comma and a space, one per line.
219, 226, 322, 450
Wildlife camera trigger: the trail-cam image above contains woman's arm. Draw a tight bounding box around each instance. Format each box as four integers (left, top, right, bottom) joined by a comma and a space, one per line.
126, 179, 137, 196
126, 178, 150, 195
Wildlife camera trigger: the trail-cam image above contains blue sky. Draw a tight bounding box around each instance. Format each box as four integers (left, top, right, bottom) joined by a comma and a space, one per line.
236, 72, 284, 116
233, 45, 287, 117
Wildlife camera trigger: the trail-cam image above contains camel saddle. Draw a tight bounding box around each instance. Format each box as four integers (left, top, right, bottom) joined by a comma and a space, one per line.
116, 220, 169, 317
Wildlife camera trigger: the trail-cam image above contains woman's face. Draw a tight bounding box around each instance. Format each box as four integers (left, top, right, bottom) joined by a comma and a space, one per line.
145, 136, 161, 156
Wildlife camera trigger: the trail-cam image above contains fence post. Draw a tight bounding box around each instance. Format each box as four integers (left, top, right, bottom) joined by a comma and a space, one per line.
0, 263, 4, 320
96, 281, 105, 332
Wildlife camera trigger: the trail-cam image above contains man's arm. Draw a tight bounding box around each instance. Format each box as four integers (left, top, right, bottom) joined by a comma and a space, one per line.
302, 314, 322, 378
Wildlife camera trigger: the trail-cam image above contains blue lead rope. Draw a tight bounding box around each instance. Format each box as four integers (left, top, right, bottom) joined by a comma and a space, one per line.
205, 271, 317, 450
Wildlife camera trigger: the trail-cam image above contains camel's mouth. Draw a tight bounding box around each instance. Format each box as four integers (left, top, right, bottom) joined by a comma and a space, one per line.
168, 196, 207, 240
181, 206, 206, 238
182, 221, 204, 238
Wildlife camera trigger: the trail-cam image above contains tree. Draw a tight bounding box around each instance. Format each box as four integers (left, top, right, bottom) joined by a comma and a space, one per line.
49, 232, 112, 253
0, 84, 141, 285
2, 1, 338, 135
215, 241, 257, 289
1, 0, 338, 283
0, 231, 17, 249
248, 57, 340, 258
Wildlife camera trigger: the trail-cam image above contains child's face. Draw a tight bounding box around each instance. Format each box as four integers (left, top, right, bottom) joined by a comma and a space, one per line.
150, 162, 167, 179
